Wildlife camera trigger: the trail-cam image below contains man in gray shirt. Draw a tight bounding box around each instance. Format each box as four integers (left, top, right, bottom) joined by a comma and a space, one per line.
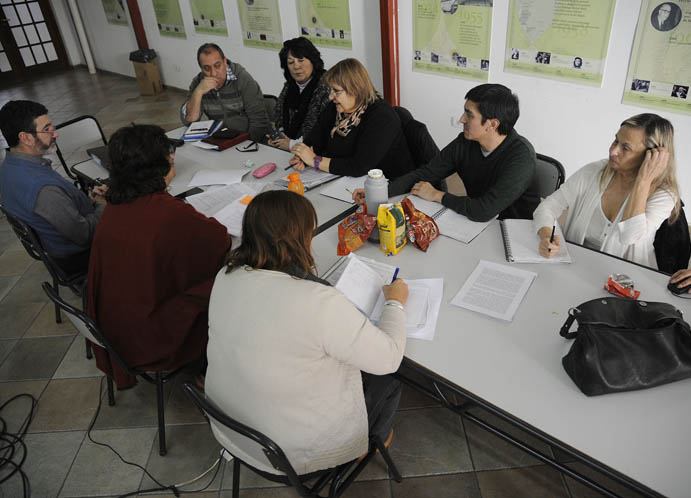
0, 100, 106, 274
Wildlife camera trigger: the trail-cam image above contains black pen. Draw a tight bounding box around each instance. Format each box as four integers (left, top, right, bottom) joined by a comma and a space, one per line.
548, 223, 556, 252
284, 164, 293, 170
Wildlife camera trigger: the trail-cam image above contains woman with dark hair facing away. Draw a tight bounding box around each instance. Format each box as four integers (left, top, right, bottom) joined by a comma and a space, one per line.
535, 113, 680, 268
290, 58, 416, 179
206, 190, 408, 474
267, 37, 330, 151
87, 124, 231, 388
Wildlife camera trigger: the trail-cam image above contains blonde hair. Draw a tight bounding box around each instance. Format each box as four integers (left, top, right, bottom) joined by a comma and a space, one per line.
323, 58, 377, 108
600, 113, 680, 223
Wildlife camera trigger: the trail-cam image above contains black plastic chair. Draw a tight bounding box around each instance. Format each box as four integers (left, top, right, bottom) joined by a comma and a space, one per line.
263, 94, 278, 123
55, 115, 107, 192
42, 281, 183, 457
0, 206, 87, 324
531, 153, 566, 200
393, 106, 446, 191
183, 383, 402, 498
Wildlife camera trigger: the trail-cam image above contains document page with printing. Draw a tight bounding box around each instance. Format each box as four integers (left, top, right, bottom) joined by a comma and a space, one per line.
450, 260, 537, 322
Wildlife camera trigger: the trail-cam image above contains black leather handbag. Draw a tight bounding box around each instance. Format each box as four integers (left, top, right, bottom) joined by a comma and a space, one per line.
559, 297, 691, 396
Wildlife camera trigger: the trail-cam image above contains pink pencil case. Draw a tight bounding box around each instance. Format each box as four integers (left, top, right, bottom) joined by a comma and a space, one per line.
253, 162, 277, 178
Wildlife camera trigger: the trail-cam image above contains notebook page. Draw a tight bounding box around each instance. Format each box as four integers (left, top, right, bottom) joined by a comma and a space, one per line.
334, 254, 388, 316
407, 195, 493, 243
502, 219, 571, 263
188, 169, 248, 188
319, 175, 367, 203
186, 183, 257, 217
451, 260, 537, 322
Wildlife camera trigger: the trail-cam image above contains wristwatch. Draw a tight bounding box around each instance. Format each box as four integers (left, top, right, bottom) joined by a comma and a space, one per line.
314, 156, 322, 171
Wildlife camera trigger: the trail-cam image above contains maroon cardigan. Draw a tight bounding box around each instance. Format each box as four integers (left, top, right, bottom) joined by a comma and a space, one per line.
87, 192, 231, 388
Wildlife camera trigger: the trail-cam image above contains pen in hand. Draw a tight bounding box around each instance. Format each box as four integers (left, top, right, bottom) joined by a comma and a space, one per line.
548, 223, 556, 253
391, 268, 399, 283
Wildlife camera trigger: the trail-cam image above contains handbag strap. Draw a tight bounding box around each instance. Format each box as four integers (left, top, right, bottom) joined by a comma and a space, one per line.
560, 308, 580, 339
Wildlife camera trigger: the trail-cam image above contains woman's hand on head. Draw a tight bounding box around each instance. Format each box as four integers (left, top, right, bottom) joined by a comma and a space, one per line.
383, 278, 409, 307
637, 146, 669, 186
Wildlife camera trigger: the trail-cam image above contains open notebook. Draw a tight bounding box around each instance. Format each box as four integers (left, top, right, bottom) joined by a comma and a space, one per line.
406, 195, 494, 244
499, 219, 571, 263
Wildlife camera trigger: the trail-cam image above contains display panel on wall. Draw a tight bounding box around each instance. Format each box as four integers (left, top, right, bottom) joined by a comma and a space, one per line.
152, 0, 186, 38
101, 0, 128, 26
623, 0, 691, 115
237, 0, 283, 50
296, 0, 352, 50
504, 0, 615, 86
190, 0, 227, 36
413, 0, 493, 81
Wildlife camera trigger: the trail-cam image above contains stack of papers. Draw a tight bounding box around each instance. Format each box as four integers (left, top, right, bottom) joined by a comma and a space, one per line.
185, 183, 257, 237
181, 120, 222, 141
324, 253, 443, 341
450, 260, 537, 322
275, 169, 339, 191
319, 175, 367, 203
406, 195, 494, 243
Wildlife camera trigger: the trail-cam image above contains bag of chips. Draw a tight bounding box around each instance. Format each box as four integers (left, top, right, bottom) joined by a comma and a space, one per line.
401, 196, 440, 252
337, 208, 377, 256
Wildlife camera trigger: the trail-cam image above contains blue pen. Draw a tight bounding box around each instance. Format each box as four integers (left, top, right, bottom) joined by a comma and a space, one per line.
391, 268, 399, 283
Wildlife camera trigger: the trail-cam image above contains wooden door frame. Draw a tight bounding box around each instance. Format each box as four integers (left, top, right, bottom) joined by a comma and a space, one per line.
379, 0, 400, 106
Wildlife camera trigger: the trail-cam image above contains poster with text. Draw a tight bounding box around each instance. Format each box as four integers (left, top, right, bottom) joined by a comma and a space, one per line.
413, 0, 493, 81
237, 0, 283, 50
101, 0, 128, 26
623, 0, 691, 115
504, 0, 615, 85
296, 0, 352, 50
191, 0, 227, 36
152, 0, 186, 39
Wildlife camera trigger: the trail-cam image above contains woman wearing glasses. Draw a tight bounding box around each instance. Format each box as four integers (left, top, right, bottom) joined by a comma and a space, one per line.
86, 124, 231, 388
267, 37, 330, 151
290, 58, 415, 179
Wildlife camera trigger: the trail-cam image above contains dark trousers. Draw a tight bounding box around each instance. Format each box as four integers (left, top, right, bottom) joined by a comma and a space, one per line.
53, 249, 90, 276
362, 372, 402, 442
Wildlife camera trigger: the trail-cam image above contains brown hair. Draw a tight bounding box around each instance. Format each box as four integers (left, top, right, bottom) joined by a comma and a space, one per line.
600, 113, 680, 222
323, 58, 377, 108
225, 190, 317, 275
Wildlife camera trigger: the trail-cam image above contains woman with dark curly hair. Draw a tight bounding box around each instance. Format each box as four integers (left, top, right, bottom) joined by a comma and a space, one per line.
267, 37, 330, 151
86, 124, 231, 388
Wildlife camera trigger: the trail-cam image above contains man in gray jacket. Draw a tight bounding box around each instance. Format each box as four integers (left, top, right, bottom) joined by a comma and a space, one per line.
181, 43, 269, 142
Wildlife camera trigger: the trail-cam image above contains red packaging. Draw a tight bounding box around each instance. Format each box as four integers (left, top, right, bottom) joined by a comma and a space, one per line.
337, 208, 377, 256
401, 196, 440, 252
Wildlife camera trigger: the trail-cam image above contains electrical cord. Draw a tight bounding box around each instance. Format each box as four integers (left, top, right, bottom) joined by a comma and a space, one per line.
85, 376, 224, 498
0, 393, 38, 498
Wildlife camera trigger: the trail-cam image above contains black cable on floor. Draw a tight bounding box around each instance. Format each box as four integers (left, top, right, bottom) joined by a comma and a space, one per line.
86, 376, 223, 498
0, 393, 37, 498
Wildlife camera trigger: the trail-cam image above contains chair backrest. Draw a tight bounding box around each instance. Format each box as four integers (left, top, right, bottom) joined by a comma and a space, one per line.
182, 383, 306, 486
55, 115, 107, 179
263, 94, 278, 122
41, 281, 140, 377
0, 206, 86, 285
393, 106, 439, 167
654, 204, 691, 274
531, 153, 565, 200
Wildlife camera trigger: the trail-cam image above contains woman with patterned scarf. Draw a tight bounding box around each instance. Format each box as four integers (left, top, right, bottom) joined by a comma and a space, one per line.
268, 37, 330, 151
290, 58, 416, 180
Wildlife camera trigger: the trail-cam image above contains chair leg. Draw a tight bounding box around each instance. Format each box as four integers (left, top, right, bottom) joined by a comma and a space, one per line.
85, 340, 93, 359
106, 376, 116, 406
53, 277, 62, 323
373, 435, 402, 483
232, 457, 240, 498
156, 373, 167, 456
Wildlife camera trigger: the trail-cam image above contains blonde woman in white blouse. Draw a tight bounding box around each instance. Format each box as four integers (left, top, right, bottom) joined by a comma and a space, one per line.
534, 113, 680, 269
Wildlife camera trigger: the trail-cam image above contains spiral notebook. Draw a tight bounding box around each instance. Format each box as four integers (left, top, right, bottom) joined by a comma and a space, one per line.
406, 195, 493, 244
499, 219, 571, 263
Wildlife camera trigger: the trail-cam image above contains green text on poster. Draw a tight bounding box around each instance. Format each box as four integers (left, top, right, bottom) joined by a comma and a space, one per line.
237, 0, 283, 50
296, 0, 352, 50
191, 0, 227, 36
152, 0, 186, 39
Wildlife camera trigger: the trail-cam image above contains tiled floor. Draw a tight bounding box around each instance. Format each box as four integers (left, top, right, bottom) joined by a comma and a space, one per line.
0, 68, 646, 497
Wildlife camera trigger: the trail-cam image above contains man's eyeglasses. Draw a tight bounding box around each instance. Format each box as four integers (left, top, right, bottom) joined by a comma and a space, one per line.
235, 141, 258, 152
32, 125, 56, 135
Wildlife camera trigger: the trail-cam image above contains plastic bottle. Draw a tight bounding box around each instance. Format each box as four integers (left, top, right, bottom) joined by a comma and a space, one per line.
364, 169, 388, 242
287, 172, 304, 196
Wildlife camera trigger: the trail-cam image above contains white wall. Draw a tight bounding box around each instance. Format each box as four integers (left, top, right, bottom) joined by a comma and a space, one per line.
48, 0, 83, 66
397, 0, 691, 200
67, 0, 382, 97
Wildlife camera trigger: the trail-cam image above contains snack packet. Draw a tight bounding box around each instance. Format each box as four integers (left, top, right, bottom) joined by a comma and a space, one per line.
401, 196, 440, 252
377, 203, 407, 255
337, 208, 377, 256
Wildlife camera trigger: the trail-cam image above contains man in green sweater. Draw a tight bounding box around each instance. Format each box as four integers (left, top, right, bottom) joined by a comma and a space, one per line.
354, 83, 538, 222
181, 43, 269, 142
